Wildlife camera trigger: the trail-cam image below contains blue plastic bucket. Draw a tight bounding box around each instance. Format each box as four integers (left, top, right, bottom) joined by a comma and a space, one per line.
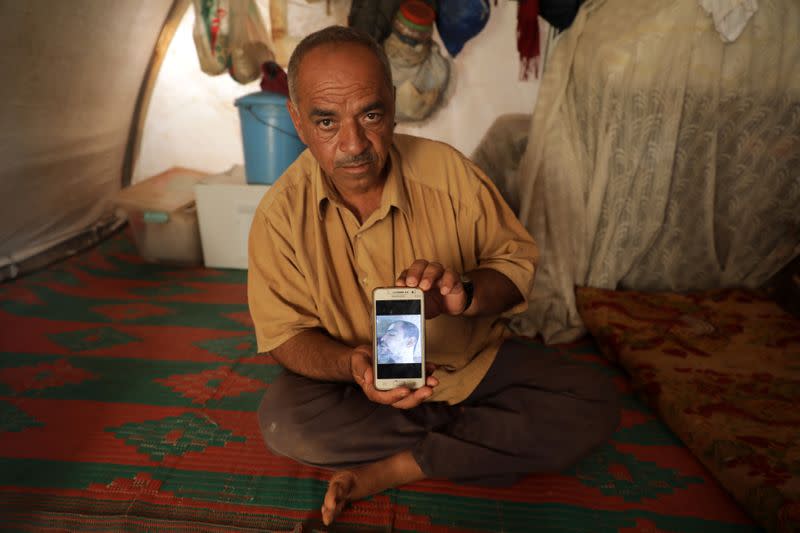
234, 91, 305, 185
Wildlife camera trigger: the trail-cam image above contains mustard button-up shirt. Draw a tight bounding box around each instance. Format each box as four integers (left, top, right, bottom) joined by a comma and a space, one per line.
248, 134, 538, 404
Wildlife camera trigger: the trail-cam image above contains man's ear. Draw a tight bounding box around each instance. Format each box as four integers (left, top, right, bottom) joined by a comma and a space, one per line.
286, 99, 307, 145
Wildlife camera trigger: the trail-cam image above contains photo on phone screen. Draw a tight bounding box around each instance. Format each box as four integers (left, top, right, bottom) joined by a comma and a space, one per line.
374, 299, 423, 380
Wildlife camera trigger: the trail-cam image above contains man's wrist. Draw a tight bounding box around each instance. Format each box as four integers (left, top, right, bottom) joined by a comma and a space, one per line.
348, 346, 371, 384
345, 350, 355, 381
460, 274, 475, 314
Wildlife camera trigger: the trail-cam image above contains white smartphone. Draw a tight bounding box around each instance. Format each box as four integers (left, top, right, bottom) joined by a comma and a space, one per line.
372, 287, 426, 391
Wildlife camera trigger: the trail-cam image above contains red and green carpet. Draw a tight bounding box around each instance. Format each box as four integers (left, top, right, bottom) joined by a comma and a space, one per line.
0, 231, 760, 531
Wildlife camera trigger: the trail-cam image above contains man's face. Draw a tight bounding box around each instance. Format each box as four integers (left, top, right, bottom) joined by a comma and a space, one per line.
379, 322, 410, 357
287, 42, 395, 187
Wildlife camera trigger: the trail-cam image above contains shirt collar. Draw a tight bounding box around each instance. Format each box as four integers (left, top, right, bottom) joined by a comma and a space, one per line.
314, 142, 410, 221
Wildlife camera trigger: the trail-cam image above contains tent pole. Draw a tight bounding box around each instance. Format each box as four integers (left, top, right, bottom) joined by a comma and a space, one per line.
121, 0, 191, 188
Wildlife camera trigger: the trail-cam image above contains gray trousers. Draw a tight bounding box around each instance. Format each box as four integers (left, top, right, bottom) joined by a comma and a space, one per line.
257, 338, 620, 486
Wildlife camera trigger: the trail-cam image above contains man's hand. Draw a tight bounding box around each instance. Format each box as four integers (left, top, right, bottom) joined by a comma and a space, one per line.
350, 345, 438, 409
396, 260, 467, 319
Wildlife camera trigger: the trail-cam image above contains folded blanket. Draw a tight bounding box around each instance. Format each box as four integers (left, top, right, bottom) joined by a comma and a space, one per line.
577, 287, 800, 532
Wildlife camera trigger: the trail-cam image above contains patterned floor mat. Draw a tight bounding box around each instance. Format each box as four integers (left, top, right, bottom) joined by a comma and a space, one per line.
0, 231, 760, 532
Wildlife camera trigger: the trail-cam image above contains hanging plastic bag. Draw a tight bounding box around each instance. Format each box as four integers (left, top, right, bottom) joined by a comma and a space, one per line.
192, 0, 274, 84
193, 0, 230, 75
228, 0, 274, 83
384, 1, 450, 122
391, 40, 450, 121
435, 0, 490, 57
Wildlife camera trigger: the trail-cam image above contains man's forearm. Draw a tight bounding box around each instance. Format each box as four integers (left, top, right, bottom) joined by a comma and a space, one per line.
266, 329, 355, 382
463, 268, 523, 317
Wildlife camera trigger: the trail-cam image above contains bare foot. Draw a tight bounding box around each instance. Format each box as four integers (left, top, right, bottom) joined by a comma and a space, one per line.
321, 470, 358, 526
320, 451, 424, 526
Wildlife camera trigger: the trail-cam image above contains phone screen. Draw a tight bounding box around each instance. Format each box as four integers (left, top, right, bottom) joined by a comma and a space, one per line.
374, 299, 423, 379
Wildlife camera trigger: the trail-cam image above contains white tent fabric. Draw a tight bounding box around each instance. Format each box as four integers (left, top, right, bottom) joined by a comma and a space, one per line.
508, 0, 800, 343
0, 0, 174, 274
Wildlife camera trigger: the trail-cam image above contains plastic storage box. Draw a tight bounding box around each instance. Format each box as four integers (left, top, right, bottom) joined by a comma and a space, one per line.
114, 167, 208, 265
195, 166, 270, 269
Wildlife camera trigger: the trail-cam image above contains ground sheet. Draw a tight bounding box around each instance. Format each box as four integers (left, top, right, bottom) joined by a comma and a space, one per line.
0, 231, 759, 532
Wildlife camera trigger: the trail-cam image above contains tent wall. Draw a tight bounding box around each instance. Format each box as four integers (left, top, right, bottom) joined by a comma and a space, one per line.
133, 0, 540, 182
0, 0, 541, 276
0, 0, 175, 274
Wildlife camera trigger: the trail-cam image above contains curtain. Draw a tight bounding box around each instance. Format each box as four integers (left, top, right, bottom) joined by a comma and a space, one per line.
508, 0, 800, 343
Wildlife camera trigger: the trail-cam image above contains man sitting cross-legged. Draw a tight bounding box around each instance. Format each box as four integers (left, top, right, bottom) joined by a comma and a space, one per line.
247, 25, 620, 526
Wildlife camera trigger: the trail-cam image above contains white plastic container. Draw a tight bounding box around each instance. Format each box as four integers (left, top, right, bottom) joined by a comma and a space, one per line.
195, 166, 270, 269
114, 168, 208, 265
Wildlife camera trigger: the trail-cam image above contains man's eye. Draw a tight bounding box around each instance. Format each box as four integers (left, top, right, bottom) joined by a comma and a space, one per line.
318, 119, 334, 129
365, 112, 381, 122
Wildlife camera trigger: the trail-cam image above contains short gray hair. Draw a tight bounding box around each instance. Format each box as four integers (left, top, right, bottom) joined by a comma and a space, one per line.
287, 25, 393, 104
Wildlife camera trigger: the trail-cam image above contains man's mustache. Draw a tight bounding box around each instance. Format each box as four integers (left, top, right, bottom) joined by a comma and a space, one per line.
335, 152, 376, 168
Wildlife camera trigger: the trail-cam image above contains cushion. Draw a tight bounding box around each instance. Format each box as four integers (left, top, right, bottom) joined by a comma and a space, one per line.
576, 287, 800, 532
